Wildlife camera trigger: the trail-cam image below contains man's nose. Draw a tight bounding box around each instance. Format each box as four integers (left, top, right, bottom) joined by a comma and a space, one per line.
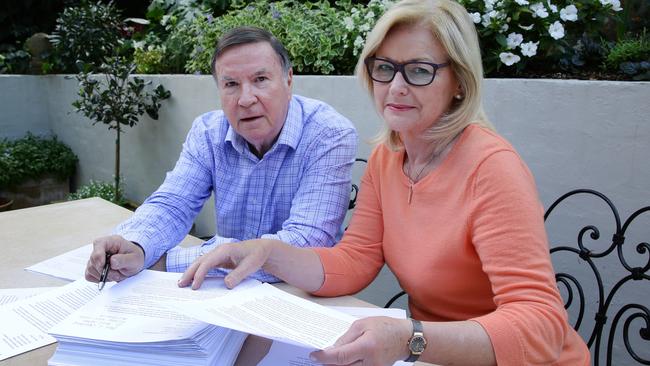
238, 84, 257, 107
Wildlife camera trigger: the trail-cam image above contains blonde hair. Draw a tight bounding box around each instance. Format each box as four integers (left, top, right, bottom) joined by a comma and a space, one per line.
356, 0, 494, 153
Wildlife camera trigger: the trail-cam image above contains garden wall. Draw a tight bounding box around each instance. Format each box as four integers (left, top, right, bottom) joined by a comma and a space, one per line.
1, 76, 649, 362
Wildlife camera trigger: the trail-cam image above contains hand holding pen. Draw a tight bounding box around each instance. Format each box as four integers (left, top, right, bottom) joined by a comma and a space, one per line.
85, 235, 146, 285
98, 253, 112, 291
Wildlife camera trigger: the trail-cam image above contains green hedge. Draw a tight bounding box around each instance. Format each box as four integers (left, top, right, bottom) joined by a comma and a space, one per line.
0, 133, 78, 189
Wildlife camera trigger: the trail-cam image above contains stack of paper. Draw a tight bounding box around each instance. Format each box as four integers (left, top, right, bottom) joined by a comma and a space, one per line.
49, 324, 244, 366
47, 270, 261, 366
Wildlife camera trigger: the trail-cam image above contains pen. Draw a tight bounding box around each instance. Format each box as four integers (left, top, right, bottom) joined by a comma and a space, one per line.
98, 253, 112, 291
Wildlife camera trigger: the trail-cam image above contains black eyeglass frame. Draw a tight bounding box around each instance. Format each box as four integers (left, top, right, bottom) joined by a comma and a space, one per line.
364, 57, 450, 86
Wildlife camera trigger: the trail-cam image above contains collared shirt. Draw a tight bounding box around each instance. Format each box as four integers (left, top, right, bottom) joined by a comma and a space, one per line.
115, 95, 358, 282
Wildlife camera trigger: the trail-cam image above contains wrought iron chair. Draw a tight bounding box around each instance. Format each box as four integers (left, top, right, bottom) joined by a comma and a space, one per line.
348, 158, 368, 210
384, 188, 650, 365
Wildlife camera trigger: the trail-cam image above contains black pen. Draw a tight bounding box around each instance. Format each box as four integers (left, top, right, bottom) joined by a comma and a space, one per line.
98, 253, 112, 291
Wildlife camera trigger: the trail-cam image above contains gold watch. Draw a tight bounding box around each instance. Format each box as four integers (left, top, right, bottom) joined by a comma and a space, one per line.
405, 318, 427, 362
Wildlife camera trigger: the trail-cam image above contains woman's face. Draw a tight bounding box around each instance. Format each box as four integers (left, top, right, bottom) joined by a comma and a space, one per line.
372, 25, 460, 139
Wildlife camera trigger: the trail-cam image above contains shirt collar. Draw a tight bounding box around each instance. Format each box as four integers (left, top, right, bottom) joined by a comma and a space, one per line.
225, 96, 302, 155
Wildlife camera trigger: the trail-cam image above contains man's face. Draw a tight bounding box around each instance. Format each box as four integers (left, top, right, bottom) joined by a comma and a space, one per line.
214, 41, 293, 156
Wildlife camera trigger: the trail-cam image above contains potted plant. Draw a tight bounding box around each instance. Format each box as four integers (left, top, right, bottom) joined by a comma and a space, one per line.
72, 57, 171, 204
0, 133, 78, 209
0, 197, 13, 212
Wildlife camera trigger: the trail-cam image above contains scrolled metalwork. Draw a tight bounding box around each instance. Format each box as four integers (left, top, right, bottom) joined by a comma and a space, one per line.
544, 189, 621, 258
545, 189, 650, 365
607, 304, 650, 365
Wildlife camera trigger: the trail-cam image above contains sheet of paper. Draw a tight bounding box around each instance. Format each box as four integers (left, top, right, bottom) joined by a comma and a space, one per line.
257, 341, 414, 366
0, 287, 57, 305
0, 280, 104, 361
169, 282, 359, 350
4, 279, 105, 333
0, 309, 55, 361
257, 306, 411, 366
25, 244, 92, 281
49, 270, 261, 343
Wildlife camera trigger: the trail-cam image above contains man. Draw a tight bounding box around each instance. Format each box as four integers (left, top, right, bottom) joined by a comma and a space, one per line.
85, 27, 357, 284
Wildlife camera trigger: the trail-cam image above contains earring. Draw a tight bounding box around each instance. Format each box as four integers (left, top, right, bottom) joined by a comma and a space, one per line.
454, 94, 463, 100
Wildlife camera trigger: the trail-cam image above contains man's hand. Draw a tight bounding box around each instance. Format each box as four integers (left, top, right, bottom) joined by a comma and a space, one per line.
178, 239, 272, 290
85, 235, 145, 283
310, 317, 412, 366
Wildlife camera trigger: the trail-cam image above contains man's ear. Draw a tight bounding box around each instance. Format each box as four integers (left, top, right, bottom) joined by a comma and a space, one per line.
286, 68, 293, 90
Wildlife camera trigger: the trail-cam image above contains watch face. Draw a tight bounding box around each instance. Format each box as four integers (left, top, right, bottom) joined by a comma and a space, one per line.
409, 335, 427, 353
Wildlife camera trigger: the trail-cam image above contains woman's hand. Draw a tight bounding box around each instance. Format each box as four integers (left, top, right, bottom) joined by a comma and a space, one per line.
178, 239, 272, 290
310, 317, 412, 366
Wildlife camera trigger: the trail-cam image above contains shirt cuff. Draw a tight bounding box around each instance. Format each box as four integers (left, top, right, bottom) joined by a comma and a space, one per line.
165, 240, 282, 283
165, 237, 238, 274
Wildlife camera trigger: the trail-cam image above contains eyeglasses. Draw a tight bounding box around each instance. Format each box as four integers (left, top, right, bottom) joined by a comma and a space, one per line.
364, 57, 449, 86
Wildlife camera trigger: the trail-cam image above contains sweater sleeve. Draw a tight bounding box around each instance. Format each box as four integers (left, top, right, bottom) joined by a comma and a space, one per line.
468, 150, 571, 365
312, 147, 386, 297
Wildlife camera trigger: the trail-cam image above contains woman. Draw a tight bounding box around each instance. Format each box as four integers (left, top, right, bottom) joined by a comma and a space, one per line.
179, 0, 590, 364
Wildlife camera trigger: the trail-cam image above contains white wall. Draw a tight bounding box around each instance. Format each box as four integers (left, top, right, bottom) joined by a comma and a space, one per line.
1, 76, 649, 363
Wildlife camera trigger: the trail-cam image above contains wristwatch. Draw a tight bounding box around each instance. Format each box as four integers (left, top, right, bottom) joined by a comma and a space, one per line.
405, 318, 427, 362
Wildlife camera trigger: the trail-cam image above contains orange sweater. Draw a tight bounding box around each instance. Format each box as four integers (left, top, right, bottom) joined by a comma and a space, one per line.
313, 125, 589, 365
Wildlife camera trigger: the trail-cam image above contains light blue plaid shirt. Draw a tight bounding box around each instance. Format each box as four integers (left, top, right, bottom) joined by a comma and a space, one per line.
115, 95, 357, 282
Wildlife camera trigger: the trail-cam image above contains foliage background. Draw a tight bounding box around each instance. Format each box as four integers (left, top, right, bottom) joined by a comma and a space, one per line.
0, 0, 648, 79
0, 133, 78, 189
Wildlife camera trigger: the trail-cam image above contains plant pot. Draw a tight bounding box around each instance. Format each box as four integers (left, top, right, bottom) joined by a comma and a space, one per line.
0, 197, 14, 212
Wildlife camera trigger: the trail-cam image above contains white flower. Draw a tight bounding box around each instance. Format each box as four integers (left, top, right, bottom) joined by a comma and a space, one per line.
560, 5, 578, 21
600, 0, 622, 11
354, 35, 364, 48
365, 11, 375, 19
500, 23, 509, 33
507, 33, 524, 49
548, 21, 565, 39
520, 41, 539, 57
499, 52, 521, 66
481, 12, 493, 27
484, 0, 497, 11
530, 3, 549, 18
547, 0, 558, 13
518, 23, 534, 30
515, 0, 529, 5
470, 12, 481, 23
360, 23, 371, 32
133, 40, 145, 50
343, 17, 354, 30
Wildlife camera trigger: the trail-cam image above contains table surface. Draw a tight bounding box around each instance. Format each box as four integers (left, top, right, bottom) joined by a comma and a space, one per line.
0, 198, 389, 366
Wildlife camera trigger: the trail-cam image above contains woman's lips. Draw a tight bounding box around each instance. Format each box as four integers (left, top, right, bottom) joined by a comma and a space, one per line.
386, 103, 414, 111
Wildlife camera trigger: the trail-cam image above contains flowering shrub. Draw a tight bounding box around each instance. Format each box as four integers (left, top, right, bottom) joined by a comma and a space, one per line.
68, 179, 127, 206
183, 0, 393, 75
458, 0, 624, 73
180, 0, 625, 76
342, 0, 395, 58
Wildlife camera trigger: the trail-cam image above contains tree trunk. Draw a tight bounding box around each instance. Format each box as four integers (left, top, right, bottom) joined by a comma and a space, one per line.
115, 125, 121, 203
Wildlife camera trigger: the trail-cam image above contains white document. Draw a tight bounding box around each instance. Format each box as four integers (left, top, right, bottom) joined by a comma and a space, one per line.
49, 270, 261, 343
169, 282, 359, 350
0, 280, 105, 361
257, 306, 411, 366
0, 287, 57, 305
0, 308, 55, 361
4, 279, 104, 333
25, 244, 92, 281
